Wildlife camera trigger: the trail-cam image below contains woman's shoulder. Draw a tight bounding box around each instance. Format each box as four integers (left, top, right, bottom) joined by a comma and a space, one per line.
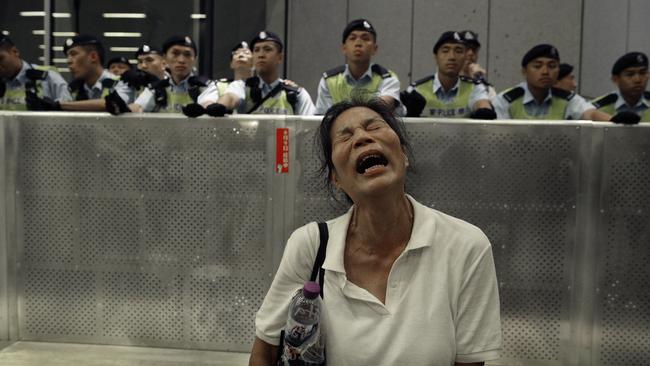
412, 198, 491, 251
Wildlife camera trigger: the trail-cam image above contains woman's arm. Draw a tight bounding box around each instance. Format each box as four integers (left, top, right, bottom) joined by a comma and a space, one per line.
249, 336, 278, 366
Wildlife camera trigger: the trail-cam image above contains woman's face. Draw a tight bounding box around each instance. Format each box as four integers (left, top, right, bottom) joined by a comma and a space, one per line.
329, 106, 408, 201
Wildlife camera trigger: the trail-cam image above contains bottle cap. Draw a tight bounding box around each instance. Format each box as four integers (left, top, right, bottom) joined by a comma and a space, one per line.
303, 281, 321, 299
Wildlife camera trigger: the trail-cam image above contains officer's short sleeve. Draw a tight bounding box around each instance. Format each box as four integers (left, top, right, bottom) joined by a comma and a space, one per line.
134, 88, 156, 112
197, 82, 220, 106
255, 222, 320, 345
45, 71, 72, 102
378, 73, 401, 105
468, 83, 490, 111
566, 94, 595, 120
295, 88, 316, 115
315, 77, 332, 115
491, 94, 511, 119
224, 80, 246, 105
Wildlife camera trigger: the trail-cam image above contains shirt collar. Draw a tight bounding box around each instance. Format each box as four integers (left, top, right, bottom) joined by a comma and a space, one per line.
13, 61, 30, 84
521, 81, 552, 105
257, 77, 281, 94
614, 89, 650, 110
85, 69, 113, 92
170, 73, 193, 88
321, 194, 436, 275
433, 72, 460, 93
343, 63, 374, 83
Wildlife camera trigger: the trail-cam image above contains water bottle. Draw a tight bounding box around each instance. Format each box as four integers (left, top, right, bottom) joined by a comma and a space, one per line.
281, 281, 325, 365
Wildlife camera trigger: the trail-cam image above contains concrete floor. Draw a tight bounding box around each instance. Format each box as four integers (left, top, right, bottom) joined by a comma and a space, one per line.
0, 342, 250, 366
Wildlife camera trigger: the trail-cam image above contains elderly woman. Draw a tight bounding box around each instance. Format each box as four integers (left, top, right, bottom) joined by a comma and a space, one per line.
250, 99, 502, 365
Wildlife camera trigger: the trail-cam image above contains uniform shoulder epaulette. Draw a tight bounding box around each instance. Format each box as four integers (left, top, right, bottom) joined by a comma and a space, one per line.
459, 75, 479, 84
503, 87, 525, 103
371, 64, 391, 79
101, 78, 118, 89
323, 65, 345, 79
592, 92, 618, 108
412, 74, 435, 87
25, 68, 49, 81
245, 76, 260, 87
188, 75, 210, 87
551, 87, 575, 101
281, 81, 299, 93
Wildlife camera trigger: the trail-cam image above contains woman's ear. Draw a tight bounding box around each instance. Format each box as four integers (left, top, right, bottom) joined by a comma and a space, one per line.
330, 170, 340, 189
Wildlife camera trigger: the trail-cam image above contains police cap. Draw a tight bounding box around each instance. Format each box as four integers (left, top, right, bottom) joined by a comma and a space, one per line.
459, 30, 480, 49
611, 52, 648, 75
107, 56, 131, 69
162, 35, 197, 55
135, 44, 161, 58
63, 35, 104, 63
0, 34, 14, 48
433, 31, 465, 54
342, 19, 376, 43
231, 41, 250, 54
558, 63, 574, 80
521, 44, 559, 67
250, 31, 283, 52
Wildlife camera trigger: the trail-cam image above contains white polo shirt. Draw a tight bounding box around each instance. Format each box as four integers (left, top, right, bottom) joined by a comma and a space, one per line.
255, 195, 502, 365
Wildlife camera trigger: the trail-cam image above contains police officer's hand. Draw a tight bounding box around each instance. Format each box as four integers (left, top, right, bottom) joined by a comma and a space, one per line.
400, 88, 426, 117
205, 103, 229, 117
182, 103, 206, 118
25, 92, 61, 111
104, 91, 131, 115
610, 111, 640, 125
471, 108, 497, 120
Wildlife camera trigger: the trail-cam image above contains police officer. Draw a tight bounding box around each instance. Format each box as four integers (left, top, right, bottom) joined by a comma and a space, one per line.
0, 34, 71, 110
134, 44, 166, 80
554, 63, 577, 92
188, 31, 315, 117
31, 35, 132, 112
130, 35, 210, 113
196, 41, 253, 107
491, 44, 611, 121
399, 31, 495, 119
592, 52, 649, 123
107, 56, 132, 76
315, 19, 402, 115
459, 29, 496, 98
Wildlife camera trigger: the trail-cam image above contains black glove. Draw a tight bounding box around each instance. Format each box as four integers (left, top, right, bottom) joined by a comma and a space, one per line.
104, 90, 131, 115
120, 69, 146, 88
25, 92, 61, 111
610, 111, 640, 125
205, 103, 228, 117
471, 108, 497, 120
182, 103, 206, 118
400, 89, 426, 117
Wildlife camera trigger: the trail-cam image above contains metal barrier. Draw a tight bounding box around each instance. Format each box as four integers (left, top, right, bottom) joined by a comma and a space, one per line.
0, 112, 648, 365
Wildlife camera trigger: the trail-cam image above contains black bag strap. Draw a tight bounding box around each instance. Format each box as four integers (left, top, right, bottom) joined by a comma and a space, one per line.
310, 222, 328, 299
247, 82, 284, 114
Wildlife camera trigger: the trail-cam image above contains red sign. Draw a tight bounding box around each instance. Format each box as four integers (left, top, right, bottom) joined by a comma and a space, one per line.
276, 128, 289, 174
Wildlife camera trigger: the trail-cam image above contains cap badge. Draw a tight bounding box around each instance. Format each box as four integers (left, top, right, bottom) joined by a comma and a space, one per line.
65, 38, 73, 46
241, 41, 249, 49
260, 31, 267, 39
142, 45, 150, 52
184, 36, 192, 44
465, 31, 474, 40
453, 32, 461, 41
637, 54, 644, 63
363, 20, 371, 29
